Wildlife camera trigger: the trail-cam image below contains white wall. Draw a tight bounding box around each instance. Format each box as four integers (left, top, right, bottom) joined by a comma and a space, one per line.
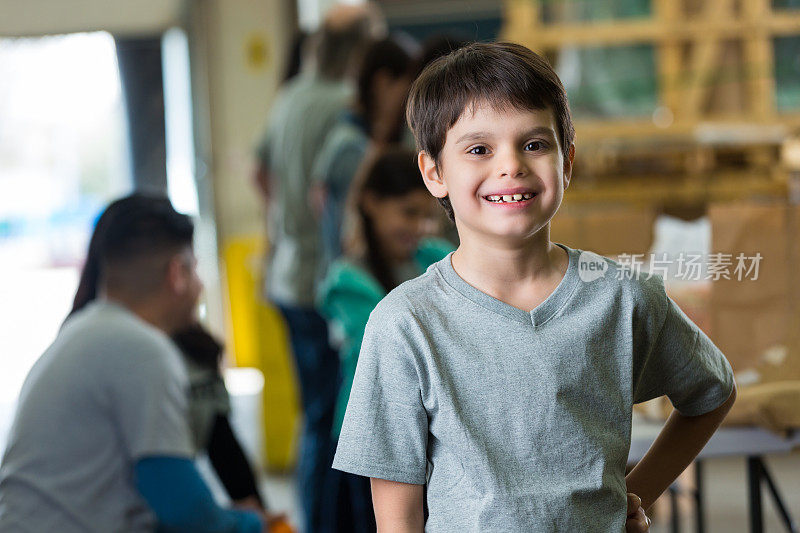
189, 0, 292, 242
0, 0, 184, 37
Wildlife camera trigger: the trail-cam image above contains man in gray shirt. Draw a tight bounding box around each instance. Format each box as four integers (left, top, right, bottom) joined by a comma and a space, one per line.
0, 195, 268, 532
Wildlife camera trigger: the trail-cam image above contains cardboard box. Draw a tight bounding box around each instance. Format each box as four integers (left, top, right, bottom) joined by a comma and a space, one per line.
551, 205, 655, 257
710, 301, 792, 377
708, 202, 794, 305
708, 201, 800, 383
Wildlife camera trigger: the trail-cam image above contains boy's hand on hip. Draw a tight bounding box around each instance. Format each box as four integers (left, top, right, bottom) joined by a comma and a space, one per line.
626, 493, 651, 532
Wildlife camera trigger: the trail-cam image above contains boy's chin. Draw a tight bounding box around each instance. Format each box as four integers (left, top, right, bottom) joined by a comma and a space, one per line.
473, 223, 545, 243
455, 212, 546, 242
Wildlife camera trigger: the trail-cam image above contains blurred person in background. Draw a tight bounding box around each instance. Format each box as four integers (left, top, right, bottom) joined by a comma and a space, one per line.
310, 36, 413, 275
316, 149, 453, 532
68, 199, 280, 520
0, 194, 284, 532
252, 4, 385, 532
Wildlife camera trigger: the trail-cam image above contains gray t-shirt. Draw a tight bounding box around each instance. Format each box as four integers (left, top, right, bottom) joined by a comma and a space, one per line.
332, 243, 735, 532
0, 301, 194, 533
256, 73, 352, 306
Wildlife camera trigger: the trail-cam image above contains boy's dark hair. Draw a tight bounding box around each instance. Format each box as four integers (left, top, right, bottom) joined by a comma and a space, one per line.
406, 41, 576, 221
70, 193, 194, 316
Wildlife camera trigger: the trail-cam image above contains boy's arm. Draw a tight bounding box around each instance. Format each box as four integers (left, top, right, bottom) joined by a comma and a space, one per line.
371, 478, 424, 532
625, 384, 737, 511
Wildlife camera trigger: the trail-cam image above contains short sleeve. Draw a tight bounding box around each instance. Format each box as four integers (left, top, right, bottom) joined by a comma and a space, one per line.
331, 304, 429, 484
106, 338, 194, 460
632, 276, 735, 416
255, 91, 286, 168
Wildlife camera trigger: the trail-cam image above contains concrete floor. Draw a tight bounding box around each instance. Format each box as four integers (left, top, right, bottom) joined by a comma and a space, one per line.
260, 471, 301, 526
258, 452, 800, 533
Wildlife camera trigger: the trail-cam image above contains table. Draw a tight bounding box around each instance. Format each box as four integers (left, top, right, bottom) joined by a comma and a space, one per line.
628, 415, 800, 532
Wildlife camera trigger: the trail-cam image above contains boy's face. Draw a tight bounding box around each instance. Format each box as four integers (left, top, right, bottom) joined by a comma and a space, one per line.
419, 101, 574, 246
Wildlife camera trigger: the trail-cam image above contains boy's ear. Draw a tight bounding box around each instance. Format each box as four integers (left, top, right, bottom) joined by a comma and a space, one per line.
418, 151, 448, 198
562, 143, 575, 190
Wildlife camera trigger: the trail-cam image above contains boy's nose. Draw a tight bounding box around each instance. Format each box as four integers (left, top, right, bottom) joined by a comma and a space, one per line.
496, 148, 526, 179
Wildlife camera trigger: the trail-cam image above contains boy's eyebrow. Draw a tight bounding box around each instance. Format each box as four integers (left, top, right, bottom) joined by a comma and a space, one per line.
455, 126, 556, 145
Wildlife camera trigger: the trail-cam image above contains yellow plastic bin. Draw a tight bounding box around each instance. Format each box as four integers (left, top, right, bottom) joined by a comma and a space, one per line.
221, 236, 300, 471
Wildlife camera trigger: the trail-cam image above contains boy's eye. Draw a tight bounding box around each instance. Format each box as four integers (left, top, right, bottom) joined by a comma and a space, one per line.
525, 141, 546, 151
467, 146, 488, 155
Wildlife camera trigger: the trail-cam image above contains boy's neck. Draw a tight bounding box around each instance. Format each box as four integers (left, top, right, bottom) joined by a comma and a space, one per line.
450, 224, 569, 312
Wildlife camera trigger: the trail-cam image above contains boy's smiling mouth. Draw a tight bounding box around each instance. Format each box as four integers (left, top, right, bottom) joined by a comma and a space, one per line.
482, 188, 538, 205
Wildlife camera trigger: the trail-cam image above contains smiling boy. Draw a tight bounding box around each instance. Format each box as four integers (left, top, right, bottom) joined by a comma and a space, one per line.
331, 42, 736, 532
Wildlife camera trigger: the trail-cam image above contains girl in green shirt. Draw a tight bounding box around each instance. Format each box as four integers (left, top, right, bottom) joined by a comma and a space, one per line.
317, 148, 453, 531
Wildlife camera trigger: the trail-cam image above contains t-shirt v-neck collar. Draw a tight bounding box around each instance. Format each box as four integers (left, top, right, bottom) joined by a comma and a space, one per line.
436, 242, 580, 327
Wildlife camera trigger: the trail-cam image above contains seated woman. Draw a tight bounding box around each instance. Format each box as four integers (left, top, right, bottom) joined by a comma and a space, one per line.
317, 149, 453, 531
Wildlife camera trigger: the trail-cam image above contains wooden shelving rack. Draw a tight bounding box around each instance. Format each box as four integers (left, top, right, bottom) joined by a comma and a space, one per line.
501, 0, 800, 206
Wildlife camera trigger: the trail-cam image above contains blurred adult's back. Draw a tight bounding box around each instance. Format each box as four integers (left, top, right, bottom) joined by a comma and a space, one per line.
255, 4, 383, 305
252, 5, 384, 532
256, 75, 350, 304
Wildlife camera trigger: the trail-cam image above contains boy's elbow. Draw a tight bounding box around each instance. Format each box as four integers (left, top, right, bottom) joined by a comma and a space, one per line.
726, 380, 737, 407
715, 380, 737, 417
376, 513, 425, 533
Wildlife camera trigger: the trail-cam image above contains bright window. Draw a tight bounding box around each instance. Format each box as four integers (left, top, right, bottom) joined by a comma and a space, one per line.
0, 32, 130, 452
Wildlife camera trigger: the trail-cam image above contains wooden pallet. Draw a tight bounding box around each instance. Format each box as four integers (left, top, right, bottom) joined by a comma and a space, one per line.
501, 0, 800, 206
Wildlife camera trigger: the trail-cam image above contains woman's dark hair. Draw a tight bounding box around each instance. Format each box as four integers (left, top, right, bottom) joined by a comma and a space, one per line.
355, 148, 427, 293
172, 323, 224, 368
406, 41, 576, 221
69, 193, 194, 318
356, 37, 412, 142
